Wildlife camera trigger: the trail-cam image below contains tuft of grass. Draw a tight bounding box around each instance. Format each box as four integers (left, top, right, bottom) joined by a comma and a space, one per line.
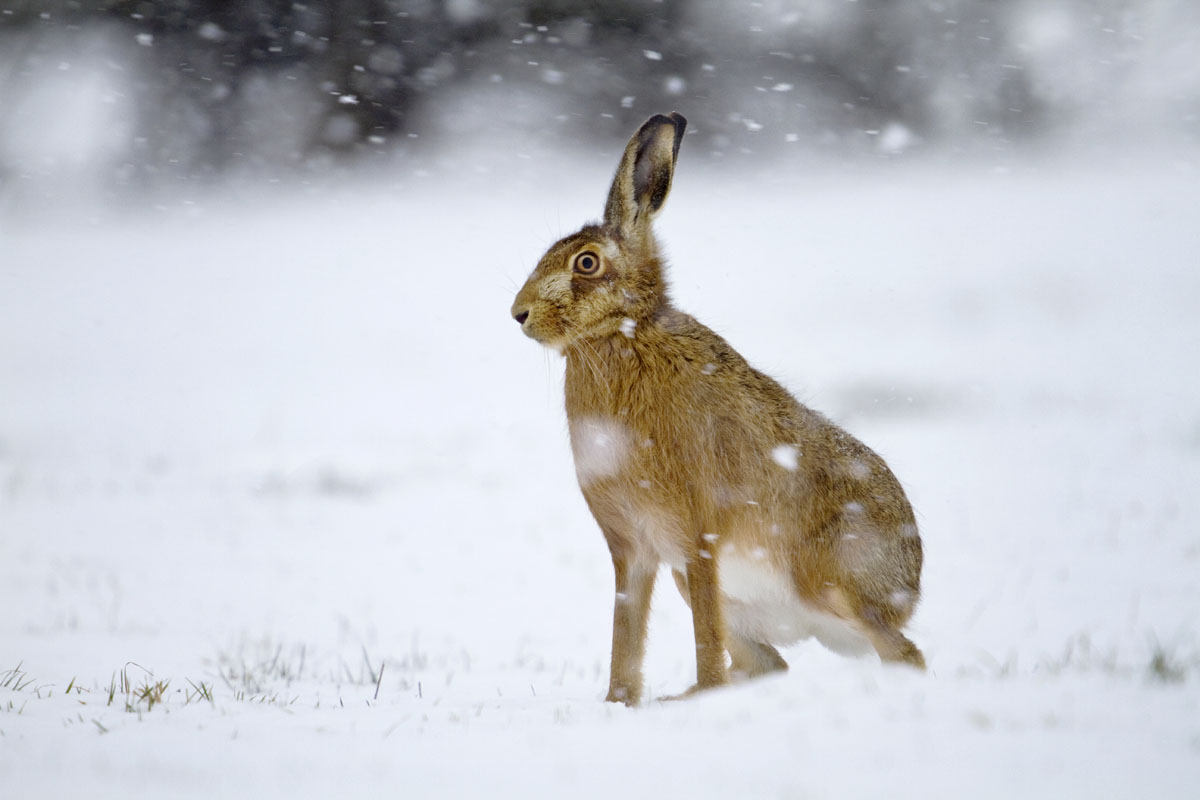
185, 679, 214, 706
374, 663, 385, 701
134, 678, 170, 711
105, 663, 174, 713
214, 637, 396, 705
1, 663, 36, 693
5, 659, 224, 721
215, 639, 308, 697
1148, 645, 1189, 684
962, 633, 1200, 684
340, 644, 384, 689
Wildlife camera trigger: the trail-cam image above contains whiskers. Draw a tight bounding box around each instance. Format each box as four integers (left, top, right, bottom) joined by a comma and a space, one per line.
498, 273, 521, 295
563, 325, 620, 410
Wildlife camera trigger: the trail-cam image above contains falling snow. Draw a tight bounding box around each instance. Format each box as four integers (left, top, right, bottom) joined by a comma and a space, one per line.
848, 459, 872, 480
3, 11, 1200, 790
771, 444, 800, 471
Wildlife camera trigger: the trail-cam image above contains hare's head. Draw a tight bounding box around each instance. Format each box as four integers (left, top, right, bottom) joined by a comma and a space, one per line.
512, 112, 686, 349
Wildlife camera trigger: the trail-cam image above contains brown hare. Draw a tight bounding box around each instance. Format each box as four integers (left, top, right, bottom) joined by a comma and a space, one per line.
511, 112, 925, 705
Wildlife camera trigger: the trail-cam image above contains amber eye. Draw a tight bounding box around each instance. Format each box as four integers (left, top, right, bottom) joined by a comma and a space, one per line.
572, 250, 603, 276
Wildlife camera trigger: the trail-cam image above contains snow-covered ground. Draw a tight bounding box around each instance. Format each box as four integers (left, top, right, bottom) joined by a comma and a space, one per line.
2, 152, 1199, 798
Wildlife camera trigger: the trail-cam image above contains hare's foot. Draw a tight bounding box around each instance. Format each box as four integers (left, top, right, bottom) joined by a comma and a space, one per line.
658, 681, 725, 702
659, 684, 699, 702
727, 636, 788, 681
605, 683, 642, 706
658, 668, 733, 702
863, 620, 926, 670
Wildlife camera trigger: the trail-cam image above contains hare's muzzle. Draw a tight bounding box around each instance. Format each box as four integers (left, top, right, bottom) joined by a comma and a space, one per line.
513, 309, 530, 326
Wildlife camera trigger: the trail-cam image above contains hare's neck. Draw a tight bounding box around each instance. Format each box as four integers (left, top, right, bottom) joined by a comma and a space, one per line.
563, 332, 656, 420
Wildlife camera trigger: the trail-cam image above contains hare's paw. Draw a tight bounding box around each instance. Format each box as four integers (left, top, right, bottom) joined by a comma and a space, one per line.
727, 636, 789, 680
657, 679, 731, 702
658, 683, 702, 702
605, 684, 641, 707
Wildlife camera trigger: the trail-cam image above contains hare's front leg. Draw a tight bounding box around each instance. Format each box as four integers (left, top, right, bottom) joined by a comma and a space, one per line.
685, 551, 729, 691
605, 555, 656, 706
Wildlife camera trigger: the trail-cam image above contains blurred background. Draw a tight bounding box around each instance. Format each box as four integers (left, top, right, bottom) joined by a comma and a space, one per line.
2, 0, 1198, 214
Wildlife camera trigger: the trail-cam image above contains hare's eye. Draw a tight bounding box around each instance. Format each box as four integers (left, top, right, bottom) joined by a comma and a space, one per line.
573, 251, 603, 277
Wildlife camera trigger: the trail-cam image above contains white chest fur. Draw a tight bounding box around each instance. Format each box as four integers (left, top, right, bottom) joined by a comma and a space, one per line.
626, 505, 688, 572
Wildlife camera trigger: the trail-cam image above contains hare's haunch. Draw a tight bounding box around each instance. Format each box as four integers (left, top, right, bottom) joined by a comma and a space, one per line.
512, 112, 925, 705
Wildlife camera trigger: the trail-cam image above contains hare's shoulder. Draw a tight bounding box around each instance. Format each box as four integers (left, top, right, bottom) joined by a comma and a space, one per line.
649, 308, 800, 407
650, 307, 748, 371
659, 314, 888, 476
645, 312, 829, 450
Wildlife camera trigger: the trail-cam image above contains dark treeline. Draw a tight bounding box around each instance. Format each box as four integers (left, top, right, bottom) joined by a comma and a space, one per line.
0, 0, 1173, 184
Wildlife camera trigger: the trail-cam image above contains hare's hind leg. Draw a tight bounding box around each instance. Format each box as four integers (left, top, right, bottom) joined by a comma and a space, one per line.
825, 585, 926, 670
859, 607, 926, 670
672, 568, 787, 681
727, 635, 788, 680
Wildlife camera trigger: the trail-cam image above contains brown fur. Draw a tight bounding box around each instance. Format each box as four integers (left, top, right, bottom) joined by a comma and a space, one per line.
512, 112, 925, 706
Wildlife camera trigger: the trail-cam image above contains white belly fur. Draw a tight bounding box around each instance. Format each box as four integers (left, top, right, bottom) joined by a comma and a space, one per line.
719, 548, 874, 657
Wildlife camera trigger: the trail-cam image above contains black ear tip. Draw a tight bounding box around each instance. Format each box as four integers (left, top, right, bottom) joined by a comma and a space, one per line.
642, 112, 687, 136
666, 112, 686, 155
652, 112, 691, 137
639, 112, 686, 158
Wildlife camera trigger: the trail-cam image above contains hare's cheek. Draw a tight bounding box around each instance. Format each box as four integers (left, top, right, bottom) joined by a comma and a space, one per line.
573, 285, 622, 328
538, 273, 573, 305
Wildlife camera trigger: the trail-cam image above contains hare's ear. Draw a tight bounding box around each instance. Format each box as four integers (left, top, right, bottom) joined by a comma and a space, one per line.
603, 112, 686, 237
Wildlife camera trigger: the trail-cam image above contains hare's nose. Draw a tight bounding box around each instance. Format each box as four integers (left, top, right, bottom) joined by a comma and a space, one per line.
513, 310, 530, 325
